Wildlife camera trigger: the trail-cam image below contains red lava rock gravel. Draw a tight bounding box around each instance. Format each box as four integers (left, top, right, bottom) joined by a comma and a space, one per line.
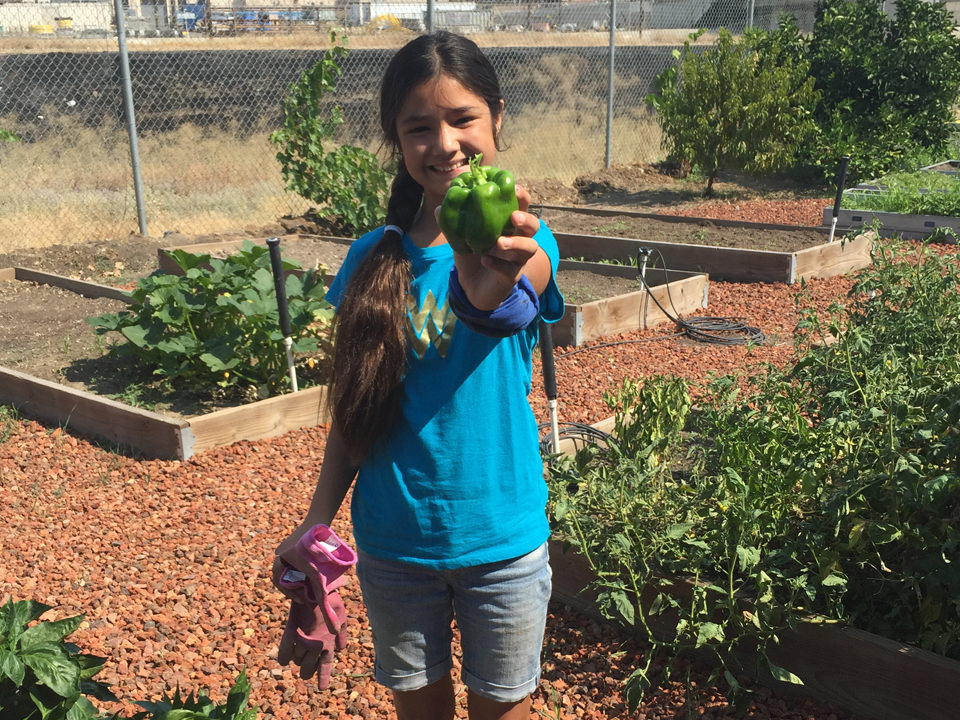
2, 198, 863, 720
662, 197, 830, 227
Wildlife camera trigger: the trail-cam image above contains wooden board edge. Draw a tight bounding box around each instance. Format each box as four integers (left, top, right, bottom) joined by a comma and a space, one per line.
187, 384, 331, 455
555, 232, 794, 283
12, 267, 132, 303
0, 365, 189, 459
793, 232, 875, 281
763, 620, 960, 719
573, 273, 707, 343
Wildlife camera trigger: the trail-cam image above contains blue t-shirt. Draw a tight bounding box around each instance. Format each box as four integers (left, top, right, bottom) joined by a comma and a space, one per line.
326, 223, 564, 569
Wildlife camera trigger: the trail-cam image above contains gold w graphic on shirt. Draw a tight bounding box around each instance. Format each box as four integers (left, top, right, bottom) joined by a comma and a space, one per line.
406, 290, 455, 358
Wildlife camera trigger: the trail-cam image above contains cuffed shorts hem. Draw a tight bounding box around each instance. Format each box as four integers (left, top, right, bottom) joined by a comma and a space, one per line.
375, 656, 453, 693
461, 667, 542, 704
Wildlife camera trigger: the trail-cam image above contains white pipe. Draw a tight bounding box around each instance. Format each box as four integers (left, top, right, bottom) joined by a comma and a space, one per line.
548, 399, 561, 455
284, 336, 298, 392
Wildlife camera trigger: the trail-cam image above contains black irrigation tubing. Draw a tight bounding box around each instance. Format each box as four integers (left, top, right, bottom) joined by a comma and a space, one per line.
553, 248, 765, 360
538, 420, 619, 457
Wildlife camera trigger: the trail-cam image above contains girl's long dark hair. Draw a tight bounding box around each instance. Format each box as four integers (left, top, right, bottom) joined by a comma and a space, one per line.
329, 32, 504, 462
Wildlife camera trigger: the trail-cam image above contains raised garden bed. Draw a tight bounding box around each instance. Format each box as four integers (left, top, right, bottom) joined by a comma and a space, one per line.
549, 532, 960, 720
827, 166, 960, 241
920, 159, 960, 175
824, 206, 960, 242
2, 241, 701, 456
538, 205, 873, 283
0, 267, 331, 460
553, 260, 707, 346
159, 236, 709, 347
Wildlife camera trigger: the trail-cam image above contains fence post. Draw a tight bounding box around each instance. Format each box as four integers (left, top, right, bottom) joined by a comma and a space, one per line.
605, 0, 617, 168
112, 0, 148, 236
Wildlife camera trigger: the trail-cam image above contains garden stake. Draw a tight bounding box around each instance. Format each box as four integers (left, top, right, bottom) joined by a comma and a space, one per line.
828, 155, 851, 243
638, 247, 651, 328
266, 237, 299, 392
539, 320, 561, 454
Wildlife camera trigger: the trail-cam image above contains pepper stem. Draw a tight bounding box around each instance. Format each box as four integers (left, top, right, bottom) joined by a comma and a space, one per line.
469, 153, 487, 184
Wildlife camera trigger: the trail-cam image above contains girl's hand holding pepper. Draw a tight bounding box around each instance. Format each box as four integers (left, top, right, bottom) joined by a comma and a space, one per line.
449, 185, 552, 311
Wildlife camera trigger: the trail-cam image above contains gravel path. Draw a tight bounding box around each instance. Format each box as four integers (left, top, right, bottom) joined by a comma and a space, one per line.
2, 197, 865, 720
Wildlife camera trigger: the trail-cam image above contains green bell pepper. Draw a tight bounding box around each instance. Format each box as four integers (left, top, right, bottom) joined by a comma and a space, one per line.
437, 154, 519, 254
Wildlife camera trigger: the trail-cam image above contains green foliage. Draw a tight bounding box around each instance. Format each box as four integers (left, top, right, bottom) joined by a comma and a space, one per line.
0, 405, 19, 444
646, 23, 819, 195
0, 598, 118, 720
548, 238, 960, 708
806, 0, 960, 182
130, 671, 257, 720
86, 241, 332, 397
791, 240, 960, 654
0, 128, 19, 143
270, 32, 390, 235
842, 169, 960, 216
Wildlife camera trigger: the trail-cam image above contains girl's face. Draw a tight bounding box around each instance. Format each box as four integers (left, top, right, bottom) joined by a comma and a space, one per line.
395, 74, 503, 214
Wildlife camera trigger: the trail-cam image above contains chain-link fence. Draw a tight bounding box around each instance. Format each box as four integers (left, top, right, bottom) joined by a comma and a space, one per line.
0, 0, 837, 250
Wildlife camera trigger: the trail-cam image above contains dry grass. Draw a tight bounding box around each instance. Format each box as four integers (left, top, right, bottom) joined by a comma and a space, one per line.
0, 28, 716, 55
0, 95, 663, 252
0, 122, 305, 251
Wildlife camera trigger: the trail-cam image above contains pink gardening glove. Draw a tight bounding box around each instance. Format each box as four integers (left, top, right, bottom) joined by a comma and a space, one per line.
275, 525, 356, 689
278, 524, 358, 623
277, 591, 348, 689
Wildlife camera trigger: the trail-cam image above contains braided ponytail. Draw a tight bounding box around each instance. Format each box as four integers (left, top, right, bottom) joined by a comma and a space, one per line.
328, 168, 422, 461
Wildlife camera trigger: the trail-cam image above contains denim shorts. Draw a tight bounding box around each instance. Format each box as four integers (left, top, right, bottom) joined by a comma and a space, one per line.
355, 542, 552, 702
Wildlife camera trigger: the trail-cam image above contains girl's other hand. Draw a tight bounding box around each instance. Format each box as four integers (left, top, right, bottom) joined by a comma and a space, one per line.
272, 523, 315, 599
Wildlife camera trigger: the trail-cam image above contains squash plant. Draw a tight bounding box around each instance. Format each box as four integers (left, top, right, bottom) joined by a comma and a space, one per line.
0, 598, 117, 720
87, 241, 332, 398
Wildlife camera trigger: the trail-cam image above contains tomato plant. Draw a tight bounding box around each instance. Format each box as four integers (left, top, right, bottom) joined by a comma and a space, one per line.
548, 236, 960, 709
270, 32, 390, 236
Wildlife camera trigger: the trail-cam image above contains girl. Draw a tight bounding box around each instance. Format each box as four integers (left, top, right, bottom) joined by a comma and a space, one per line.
273, 31, 564, 720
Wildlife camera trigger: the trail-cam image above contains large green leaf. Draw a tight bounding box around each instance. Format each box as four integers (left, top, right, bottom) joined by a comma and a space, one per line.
1, 600, 50, 643
0, 648, 25, 684
66, 696, 100, 720
22, 644, 80, 698
20, 615, 84, 650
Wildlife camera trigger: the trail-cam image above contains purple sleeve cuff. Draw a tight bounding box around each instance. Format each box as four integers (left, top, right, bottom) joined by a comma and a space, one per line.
448, 267, 540, 338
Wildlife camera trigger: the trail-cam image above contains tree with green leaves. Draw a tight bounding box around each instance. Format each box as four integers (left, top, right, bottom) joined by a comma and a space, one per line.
647, 24, 819, 196
271, 33, 390, 236
806, 0, 960, 182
